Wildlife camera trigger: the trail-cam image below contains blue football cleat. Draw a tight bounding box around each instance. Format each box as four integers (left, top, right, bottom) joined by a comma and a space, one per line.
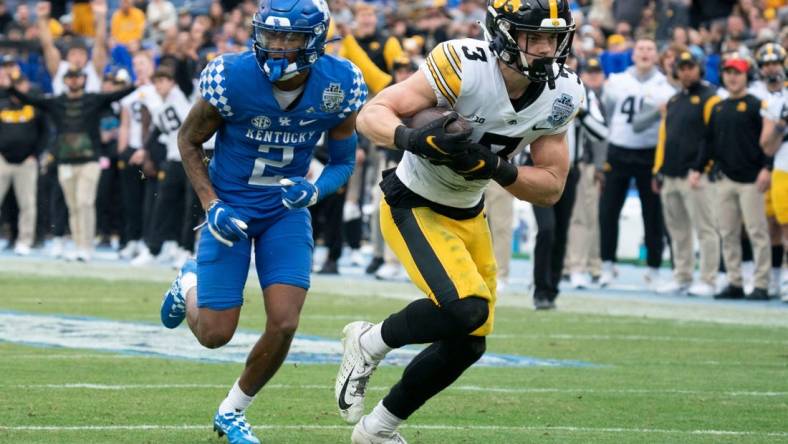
213, 409, 261, 444
160, 259, 197, 329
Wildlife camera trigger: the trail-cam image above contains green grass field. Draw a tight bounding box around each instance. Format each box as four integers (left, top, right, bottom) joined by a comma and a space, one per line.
1, 270, 787, 444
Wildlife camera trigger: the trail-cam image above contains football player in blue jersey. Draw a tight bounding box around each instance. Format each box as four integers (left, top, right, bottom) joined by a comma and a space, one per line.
158, 0, 367, 442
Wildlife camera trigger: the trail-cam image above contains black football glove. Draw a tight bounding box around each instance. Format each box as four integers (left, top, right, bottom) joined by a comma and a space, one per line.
449, 143, 519, 187
394, 112, 472, 165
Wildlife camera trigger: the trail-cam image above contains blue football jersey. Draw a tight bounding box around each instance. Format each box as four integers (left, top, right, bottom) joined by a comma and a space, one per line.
199, 51, 367, 220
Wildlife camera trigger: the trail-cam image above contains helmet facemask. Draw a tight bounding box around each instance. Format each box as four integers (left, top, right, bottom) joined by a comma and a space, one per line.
251, 3, 329, 83
485, 3, 575, 89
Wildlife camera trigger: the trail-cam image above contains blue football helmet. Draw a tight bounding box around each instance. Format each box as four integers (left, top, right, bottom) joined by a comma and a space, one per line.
252, 0, 331, 82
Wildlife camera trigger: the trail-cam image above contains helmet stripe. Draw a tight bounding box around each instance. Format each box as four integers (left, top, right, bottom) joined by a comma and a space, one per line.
549, 0, 559, 25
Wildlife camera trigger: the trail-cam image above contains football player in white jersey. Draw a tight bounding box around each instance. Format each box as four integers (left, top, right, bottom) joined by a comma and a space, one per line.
117, 52, 158, 261
757, 42, 788, 300
133, 67, 198, 267
754, 42, 787, 298
335, 1, 584, 442
598, 37, 676, 289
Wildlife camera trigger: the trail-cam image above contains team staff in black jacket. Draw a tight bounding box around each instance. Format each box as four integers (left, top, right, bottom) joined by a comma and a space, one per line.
6, 65, 133, 261
689, 56, 772, 301
652, 51, 721, 297
0, 71, 47, 255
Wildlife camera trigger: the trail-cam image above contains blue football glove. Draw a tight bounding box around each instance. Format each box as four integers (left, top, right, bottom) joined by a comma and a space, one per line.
280, 177, 318, 209
205, 200, 248, 247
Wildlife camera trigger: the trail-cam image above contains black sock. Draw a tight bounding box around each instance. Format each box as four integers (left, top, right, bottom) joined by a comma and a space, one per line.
382, 336, 486, 419
773, 245, 784, 269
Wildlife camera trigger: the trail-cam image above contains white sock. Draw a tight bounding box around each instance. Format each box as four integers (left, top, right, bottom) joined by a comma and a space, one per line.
218, 379, 255, 414
359, 323, 392, 361
180, 271, 197, 295
363, 401, 402, 436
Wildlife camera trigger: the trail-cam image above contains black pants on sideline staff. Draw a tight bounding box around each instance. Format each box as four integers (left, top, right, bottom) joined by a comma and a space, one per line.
118, 149, 147, 245
310, 185, 346, 264
48, 167, 69, 238
532, 166, 579, 302
96, 158, 122, 242
146, 160, 187, 255
599, 145, 664, 268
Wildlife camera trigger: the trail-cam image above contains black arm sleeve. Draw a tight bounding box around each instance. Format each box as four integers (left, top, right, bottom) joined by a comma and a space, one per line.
99, 86, 136, 107
695, 110, 714, 171
33, 112, 50, 157
8, 87, 53, 111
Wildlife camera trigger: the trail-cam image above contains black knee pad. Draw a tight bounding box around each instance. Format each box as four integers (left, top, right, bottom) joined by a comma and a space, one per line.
444, 297, 489, 335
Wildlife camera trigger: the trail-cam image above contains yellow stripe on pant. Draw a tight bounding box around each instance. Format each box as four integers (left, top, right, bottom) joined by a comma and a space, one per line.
379, 200, 497, 336
771, 169, 788, 224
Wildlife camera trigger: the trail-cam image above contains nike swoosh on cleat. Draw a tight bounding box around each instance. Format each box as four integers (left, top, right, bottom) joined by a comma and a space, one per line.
425, 136, 449, 155
337, 366, 354, 411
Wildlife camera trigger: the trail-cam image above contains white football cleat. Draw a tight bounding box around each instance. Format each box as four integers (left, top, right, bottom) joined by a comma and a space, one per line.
569, 272, 591, 289
351, 417, 407, 444
687, 281, 715, 297
598, 262, 616, 288
119, 240, 139, 260
656, 279, 689, 294
13, 243, 31, 256
50, 237, 65, 259
130, 247, 154, 267
336, 321, 379, 425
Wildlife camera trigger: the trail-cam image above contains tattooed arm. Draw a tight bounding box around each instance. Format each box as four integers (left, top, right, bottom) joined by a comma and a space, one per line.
178, 97, 224, 210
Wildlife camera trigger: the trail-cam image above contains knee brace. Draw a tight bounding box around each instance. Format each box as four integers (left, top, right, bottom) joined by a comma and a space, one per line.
444, 297, 489, 335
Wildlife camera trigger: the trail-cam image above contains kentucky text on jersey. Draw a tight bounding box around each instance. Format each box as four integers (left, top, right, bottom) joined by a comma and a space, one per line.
244, 129, 318, 144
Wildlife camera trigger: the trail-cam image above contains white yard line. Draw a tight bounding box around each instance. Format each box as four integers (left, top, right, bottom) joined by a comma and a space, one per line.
489, 333, 788, 345
0, 424, 785, 437
11, 383, 786, 397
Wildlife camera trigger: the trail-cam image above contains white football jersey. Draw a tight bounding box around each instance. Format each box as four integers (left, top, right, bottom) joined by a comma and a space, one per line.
120, 84, 159, 150
762, 85, 787, 171
604, 68, 675, 148
397, 38, 585, 209
147, 86, 191, 161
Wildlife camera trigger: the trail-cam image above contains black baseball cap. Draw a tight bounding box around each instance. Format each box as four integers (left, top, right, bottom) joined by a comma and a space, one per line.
0, 54, 16, 65
676, 51, 700, 67
64, 67, 86, 78
580, 57, 603, 73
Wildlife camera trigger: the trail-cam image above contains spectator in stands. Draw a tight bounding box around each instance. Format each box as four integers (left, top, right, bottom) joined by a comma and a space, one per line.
566, 57, 608, 288
6, 65, 133, 261
599, 37, 676, 289
652, 50, 720, 297
0, 70, 47, 256
690, 56, 772, 301
117, 51, 155, 261
110, 0, 145, 46
146, 0, 176, 43
36, 0, 108, 95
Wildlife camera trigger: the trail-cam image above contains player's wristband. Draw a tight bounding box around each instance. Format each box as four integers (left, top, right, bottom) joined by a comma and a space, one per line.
493, 159, 518, 187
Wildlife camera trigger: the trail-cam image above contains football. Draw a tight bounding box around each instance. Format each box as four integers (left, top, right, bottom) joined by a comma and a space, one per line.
407, 107, 473, 134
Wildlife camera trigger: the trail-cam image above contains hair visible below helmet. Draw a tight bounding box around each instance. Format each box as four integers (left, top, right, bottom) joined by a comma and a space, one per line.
484, 0, 575, 89
252, 0, 330, 82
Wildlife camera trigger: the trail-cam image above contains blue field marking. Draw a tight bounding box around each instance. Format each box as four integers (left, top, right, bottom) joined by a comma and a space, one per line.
0, 312, 600, 368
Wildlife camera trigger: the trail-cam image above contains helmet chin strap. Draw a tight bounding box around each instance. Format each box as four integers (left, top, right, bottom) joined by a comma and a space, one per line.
264, 57, 299, 82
